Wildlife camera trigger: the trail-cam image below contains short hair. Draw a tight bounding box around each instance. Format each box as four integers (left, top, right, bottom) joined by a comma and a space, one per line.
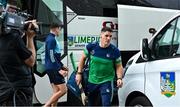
101, 27, 112, 33
50, 22, 63, 29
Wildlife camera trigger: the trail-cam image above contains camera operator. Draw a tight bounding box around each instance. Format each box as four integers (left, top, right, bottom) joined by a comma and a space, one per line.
0, 0, 38, 106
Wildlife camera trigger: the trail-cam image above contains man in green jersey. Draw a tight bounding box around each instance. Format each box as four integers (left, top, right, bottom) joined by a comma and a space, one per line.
76, 27, 123, 106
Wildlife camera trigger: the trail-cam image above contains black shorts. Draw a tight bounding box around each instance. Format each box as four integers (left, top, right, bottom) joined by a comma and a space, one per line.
46, 70, 65, 85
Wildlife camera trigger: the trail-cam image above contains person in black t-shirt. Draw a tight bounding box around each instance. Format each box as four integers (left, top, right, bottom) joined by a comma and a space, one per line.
0, 0, 38, 106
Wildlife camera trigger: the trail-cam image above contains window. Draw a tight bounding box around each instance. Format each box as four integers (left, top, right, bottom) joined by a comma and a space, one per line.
153, 18, 177, 58
172, 17, 180, 56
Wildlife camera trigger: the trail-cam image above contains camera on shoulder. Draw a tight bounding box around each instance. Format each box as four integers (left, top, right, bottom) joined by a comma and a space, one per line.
0, 3, 40, 35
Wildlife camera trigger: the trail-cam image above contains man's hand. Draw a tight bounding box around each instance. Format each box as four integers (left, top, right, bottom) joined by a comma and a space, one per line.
59, 69, 68, 77
117, 79, 123, 88
75, 73, 82, 85
25, 20, 38, 38
62, 66, 69, 71
24, 20, 38, 67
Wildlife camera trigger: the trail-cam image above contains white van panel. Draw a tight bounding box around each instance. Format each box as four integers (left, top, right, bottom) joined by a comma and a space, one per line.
118, 5, 180, 107
118, 5, 179, 51
119, 63, 145, 107
145, 58, 180, 107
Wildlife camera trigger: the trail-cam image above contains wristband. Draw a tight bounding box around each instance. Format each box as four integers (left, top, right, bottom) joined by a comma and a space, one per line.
117, 77, 122, 80
76, 72, 83, 75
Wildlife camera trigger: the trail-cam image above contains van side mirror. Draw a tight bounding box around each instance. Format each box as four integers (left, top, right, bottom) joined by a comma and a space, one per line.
140, 38, 150, 61
149, 28, 156, 36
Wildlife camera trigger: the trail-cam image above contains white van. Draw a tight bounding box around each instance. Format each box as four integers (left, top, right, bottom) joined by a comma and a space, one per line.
118, 12, 180, 107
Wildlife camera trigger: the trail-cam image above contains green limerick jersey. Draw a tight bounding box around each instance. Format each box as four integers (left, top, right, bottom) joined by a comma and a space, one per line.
84, 42, 122, 84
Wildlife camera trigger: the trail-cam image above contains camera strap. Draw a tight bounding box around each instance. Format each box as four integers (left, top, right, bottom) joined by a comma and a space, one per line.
0, 64, 28, 106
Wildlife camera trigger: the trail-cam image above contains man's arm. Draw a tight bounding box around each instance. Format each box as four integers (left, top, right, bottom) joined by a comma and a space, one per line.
76, 52, 87, 85
116, 63, 123, 88
24, 36, 36, 67
24, 21, 37, 67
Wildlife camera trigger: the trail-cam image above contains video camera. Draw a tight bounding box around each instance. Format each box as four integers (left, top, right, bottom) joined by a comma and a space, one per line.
0, 3, 39, 35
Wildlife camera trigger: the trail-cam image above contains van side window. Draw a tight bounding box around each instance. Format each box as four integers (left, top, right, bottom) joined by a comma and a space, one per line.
153, 18, 178, 59
172, 17, 180, 56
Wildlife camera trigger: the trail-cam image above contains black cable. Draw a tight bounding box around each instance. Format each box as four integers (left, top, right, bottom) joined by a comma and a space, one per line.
0, 64, 28, 106
13, 89, 28, 106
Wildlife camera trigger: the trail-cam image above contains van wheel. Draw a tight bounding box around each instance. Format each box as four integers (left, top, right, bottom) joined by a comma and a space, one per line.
128, 96, 152, 107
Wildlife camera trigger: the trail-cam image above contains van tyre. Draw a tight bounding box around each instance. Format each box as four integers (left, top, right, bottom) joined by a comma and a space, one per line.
128, 96, 152, 107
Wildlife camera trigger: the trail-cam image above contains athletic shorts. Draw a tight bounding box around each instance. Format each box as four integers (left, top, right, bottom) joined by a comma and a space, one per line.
46, 70, 65, 85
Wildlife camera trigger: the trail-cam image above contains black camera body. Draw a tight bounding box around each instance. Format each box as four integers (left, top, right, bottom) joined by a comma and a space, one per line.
0, 10, 39, 35
2, 12, 26, 34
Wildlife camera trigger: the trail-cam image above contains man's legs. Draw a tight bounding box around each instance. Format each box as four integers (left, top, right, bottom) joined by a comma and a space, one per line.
45, 70, 67, 107
51, 84, 59, 107
88, 90, 101, 106
87, 82, 101, 106
44, 83, 67, 107
100, 81, 113, 106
